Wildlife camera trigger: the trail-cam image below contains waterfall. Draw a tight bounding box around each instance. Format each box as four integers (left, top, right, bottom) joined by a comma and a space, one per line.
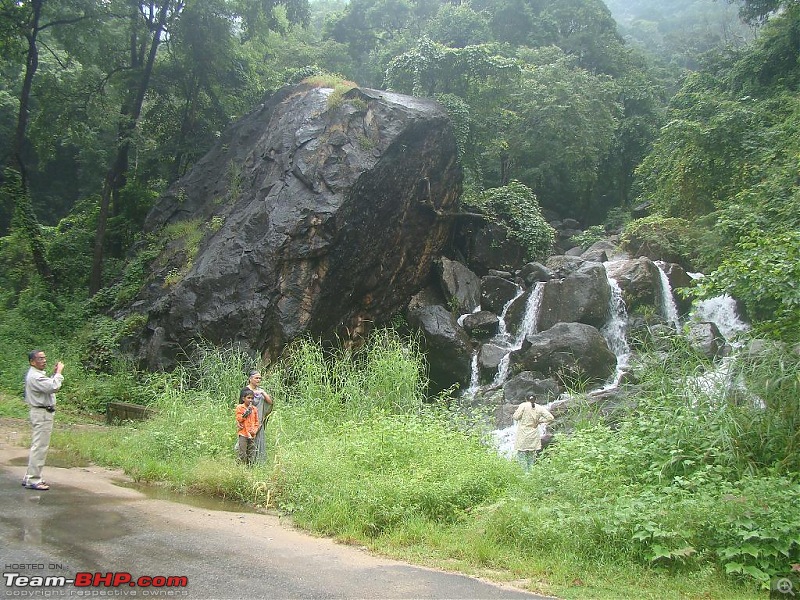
497, 285, 526, 339
691, 294, 749, 344
655, 262, 681, 329
461, 287, 522, 398
462, 352, 481, 400
687, 294, 757, 406
492, 281, 546, 386
487, 282, 549, 458
462, 281, 547, 396
598, 272, 631, 390
492, 424, 518, 459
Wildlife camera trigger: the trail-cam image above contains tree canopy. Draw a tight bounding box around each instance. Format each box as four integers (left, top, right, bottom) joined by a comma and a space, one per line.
0, 0, 796, 340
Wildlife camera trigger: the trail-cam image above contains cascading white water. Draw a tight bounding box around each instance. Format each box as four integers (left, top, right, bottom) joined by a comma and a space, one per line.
686, 293, 756, 405
596, 272, 631, 391
461, 286, 523, 400
462, 281, 548, 395
492, 281, 546, 386
487, 281, 550, 457
655, 262, 681, 329
691, 293, 749, 345
496, 285, 525, 339
463, 353, 481, 399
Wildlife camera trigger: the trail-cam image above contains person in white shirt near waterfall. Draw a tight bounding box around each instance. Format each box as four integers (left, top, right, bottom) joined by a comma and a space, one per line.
513, 395, 554, 472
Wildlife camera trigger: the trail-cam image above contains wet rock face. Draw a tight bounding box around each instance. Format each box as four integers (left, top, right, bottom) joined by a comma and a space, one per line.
128, 84, 462, 369
510, 322, 617, 386
407, 289, 473, 394
536, 262, 612, 331
604, 257, 663, 313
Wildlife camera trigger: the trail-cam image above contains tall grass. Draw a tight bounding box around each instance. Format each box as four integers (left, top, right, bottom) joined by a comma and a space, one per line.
17, 326, 798, 598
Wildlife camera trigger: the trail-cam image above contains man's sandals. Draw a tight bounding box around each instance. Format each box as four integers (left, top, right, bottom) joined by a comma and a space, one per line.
23, 481, 50, 490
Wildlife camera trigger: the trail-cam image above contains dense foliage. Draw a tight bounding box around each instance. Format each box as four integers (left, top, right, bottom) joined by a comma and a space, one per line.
1, 1, 799, 596
633, 5, 800, 341
463, 180, 556, 261
3, 330, 792, 598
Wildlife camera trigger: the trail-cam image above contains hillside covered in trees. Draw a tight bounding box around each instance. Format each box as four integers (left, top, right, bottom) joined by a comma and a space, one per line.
1, 0, 797, 342
0, 1, 798, 596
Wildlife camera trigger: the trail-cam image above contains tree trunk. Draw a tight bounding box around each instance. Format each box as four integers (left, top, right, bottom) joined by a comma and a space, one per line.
89, 0, 172, 295
9, 0, 53, 284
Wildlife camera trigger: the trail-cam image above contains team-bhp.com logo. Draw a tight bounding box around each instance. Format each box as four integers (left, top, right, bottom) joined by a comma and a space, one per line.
3, 572, 188, 596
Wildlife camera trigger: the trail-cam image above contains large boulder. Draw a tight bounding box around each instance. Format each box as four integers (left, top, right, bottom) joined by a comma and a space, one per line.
510, 322, 617, 386
687, 321, 728, 359
124, 84, 462, 369
461, 311, 500, 339
407, 287, 473, 394
480, 274, 521, 314
536, 262, 612, 331
438, 257, 481, 314
604, 257, 663, 314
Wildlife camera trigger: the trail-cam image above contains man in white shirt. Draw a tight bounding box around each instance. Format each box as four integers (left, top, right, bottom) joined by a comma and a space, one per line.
513, 395, 555, 472
22, 350, 64, 490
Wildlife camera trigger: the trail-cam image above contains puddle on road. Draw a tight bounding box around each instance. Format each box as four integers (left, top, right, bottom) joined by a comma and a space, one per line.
5, 486, 131, 545
118, 481, 260, 513
8, 454, 91, 469
7, 456, 259, 514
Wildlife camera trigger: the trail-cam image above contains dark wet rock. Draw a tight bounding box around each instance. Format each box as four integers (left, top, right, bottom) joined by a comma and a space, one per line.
545, 255, 586, 279
480, 275, 520, 314
122, 84, 462, 369
537, 262, 612, 331
462, 311, 500, 339
604, 257, 663, 314
438, 256, 481, 314
518, 262, 554, 285
407, 289, 472, 394
687, 321, 728, 359
478, 342, 508, 381
582, 240, 628, 263
578, 247, 606, 261
510, 322, 617, 386
503, 372, 560, 407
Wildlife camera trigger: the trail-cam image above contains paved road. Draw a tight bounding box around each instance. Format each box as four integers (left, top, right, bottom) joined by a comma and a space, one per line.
1, 427, 554, 600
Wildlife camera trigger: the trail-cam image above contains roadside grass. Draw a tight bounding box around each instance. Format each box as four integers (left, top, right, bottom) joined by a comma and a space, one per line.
2, 329, 794, 599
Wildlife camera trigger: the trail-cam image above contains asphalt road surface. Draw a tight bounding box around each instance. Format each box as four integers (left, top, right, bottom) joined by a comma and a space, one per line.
1, 420, 554, 600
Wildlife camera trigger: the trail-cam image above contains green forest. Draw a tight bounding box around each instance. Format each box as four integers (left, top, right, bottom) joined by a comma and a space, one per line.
0, 0, 798, 598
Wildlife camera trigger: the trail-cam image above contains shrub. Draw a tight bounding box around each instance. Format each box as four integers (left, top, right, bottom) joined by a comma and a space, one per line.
463, 180, 555, 261
570, 224, 607, 250
620, 215, 703, 268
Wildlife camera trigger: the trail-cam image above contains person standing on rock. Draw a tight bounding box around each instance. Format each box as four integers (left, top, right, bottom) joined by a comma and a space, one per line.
22, 350, 64, 490
513, 395, 554, 473
246, 370, 273, 463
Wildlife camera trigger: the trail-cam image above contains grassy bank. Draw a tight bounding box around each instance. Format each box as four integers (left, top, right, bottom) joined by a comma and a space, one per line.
5, 329, 796, 599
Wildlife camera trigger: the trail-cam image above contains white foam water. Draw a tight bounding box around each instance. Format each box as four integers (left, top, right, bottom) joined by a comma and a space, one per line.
599, 272, 631, 390
655, 261, 681, 329
691, 294, 749, 344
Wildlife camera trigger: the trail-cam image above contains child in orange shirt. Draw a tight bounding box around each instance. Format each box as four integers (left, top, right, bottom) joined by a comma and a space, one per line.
236, 387, 260, 465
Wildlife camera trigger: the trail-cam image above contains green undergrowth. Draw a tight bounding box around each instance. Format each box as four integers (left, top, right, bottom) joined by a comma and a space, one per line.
3, 330, 796, 599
